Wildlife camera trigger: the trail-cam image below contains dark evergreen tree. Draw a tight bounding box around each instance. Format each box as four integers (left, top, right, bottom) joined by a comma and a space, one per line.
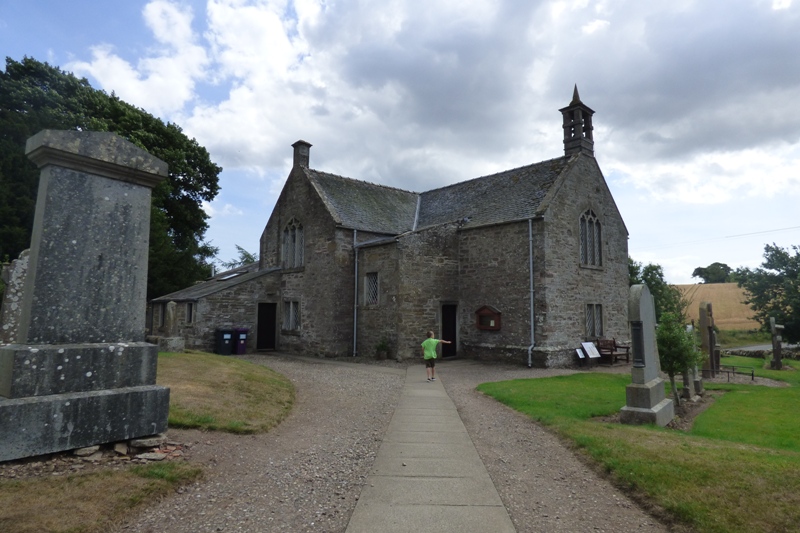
0, 57, 221, 299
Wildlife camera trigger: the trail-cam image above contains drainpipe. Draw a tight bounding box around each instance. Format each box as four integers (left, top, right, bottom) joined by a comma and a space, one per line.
527, 218, 536, 368
353, 230, 359, 356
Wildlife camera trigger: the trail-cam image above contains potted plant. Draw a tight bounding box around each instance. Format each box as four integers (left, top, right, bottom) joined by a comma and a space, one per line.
375, 338, 390, 360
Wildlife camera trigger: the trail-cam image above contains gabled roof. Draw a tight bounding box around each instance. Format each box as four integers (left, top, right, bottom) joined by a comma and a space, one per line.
151, 263, 279, 303
417, 156, 572, 229
303, 154, 575, 236
305, 169, 418, 234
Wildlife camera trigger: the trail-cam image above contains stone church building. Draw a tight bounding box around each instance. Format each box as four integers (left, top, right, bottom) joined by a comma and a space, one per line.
149, 88, 629, 367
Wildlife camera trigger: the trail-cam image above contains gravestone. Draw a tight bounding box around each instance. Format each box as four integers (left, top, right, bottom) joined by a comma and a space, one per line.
699, 302, 719, 378
0, 130, 170, 462
620, 284, 674, 426
157, 300, 186, 353
770, 317, 784, 370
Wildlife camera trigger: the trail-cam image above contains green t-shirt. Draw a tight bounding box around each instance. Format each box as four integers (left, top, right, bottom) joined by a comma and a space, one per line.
421, 338, 440, 359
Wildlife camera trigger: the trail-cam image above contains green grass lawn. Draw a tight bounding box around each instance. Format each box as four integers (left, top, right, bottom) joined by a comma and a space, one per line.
478, 359, 800, 533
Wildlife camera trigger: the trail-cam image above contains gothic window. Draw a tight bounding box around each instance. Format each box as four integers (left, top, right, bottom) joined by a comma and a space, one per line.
365, 272, 379, 305
586, 303, 603, 338
282, 219, 304, 268
580, 210, 602, 267
283, 300, 301, 331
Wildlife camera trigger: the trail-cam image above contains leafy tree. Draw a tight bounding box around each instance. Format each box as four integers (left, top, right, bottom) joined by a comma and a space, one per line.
657, 311, 703, 406
692, 262, 733, 284
629, 258, 689, 322
735, 244, 800, 343
219, 245, 259, 270
0, 57, 221, 299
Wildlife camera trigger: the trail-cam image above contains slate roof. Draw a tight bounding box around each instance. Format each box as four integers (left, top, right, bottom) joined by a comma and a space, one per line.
151, 263, 279, 302
305, 169, 418, 234
417, 156, 572, 230
305, 155, 573, 236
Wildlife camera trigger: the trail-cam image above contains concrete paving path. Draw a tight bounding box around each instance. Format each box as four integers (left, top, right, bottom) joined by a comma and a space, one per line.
346, 364, 516, 533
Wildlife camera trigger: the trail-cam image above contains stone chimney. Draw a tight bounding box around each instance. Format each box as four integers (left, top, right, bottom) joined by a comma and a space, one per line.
292, 140, 312, 168
559, 85, 595, 157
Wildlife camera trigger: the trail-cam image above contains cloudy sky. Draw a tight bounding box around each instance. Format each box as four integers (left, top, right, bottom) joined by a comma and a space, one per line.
2, 0, 799, 284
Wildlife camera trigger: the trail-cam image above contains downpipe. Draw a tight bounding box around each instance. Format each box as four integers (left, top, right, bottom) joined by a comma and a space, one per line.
527, 218, 536, 368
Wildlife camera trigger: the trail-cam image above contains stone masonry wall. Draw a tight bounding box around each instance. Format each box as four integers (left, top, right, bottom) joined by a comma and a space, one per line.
260, 168, 366, 357
537, 154, 629, 366
458, 221, 540, 364
356, 242, 400, 360
149, 273, 280, 353
394, 224, 460, 360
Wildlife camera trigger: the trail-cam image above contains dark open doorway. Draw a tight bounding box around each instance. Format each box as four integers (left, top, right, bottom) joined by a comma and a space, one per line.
441, 304, 457, 358
257, 303, 277, 350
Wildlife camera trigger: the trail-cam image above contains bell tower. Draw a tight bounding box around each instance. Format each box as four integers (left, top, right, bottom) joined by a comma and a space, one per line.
559, 85, 595, 157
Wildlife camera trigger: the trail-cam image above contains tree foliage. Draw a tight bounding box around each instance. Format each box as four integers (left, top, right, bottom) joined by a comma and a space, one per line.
0, 57, 221, 299
628, 258, 689, 323
656, 311, 702, 406
735, 244, 800, 343
219, 245, 259, 270
692, 262, 733, 284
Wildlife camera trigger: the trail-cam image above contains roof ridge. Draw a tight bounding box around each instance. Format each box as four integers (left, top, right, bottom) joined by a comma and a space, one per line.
306, 168, 419, 195
421, 155, 570, 195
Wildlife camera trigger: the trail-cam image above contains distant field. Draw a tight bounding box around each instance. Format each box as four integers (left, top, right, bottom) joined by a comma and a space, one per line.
676, 283, 760, 330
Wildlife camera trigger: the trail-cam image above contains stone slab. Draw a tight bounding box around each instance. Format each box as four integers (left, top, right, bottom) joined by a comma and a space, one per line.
345, 502, 515, 533
371, 454, 488, 478
386, 419, 467, 434
377, 441, 483, 461
358, 475, 504, 506
619, 398, 675, 427
396, 397, 458, 410
383, 430, 475, 445
624, 377, 668, 410
0, 385, 170, 462
0, 343, 158, 398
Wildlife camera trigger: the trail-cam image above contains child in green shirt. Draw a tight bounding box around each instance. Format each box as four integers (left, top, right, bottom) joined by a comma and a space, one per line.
421, 330, 451, 382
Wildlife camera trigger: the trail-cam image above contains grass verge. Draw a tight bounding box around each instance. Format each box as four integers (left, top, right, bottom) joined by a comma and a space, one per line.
478, 364, 800, 533
0, 462, 202, 533
158, 351, 295, 433
1, 352, 295, 533
716, 328, 771, 348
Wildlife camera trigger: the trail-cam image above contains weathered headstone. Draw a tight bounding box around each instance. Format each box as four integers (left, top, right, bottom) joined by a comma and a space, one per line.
770, 316, 784, 370
620, 284, 674, 426
0, 130, 170, 462
699, 302, 719, 378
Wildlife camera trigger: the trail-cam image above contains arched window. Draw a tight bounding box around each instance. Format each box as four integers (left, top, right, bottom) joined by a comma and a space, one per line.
282, 219, 304, 268
580, 210, 602, 267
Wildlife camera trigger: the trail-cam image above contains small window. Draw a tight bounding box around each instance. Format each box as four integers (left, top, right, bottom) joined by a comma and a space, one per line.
159, 303, 166, 327
580, 210, 602, 267
586, 303, 603, 338
475, 306, 501, 331
365, 272, 379, 305
186, 303, 194, 324
283, 300, 301, 331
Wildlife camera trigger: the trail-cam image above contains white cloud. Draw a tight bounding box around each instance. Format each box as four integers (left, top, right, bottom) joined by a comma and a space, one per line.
66, 0, 208, 116
202, 200, 244, 218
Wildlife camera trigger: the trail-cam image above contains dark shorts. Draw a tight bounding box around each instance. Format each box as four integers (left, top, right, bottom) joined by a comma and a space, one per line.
425, 358, 435, 368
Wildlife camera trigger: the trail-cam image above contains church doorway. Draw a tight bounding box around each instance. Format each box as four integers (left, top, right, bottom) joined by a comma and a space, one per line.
257, 303, 277, 350
441, 304, 457, 358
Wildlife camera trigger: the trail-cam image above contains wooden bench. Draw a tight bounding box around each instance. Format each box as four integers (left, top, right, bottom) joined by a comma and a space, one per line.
596, 338, 630, 364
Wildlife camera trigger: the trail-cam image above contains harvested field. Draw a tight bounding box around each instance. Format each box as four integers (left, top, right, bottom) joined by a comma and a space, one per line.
677, 283, 760, 330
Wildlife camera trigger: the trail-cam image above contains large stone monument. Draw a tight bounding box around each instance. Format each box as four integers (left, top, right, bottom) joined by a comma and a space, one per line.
0, 130, 170, 462
620, 284, 674, 427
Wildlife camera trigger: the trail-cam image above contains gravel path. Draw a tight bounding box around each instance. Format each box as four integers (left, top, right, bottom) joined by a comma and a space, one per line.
114, 354, 669, 532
